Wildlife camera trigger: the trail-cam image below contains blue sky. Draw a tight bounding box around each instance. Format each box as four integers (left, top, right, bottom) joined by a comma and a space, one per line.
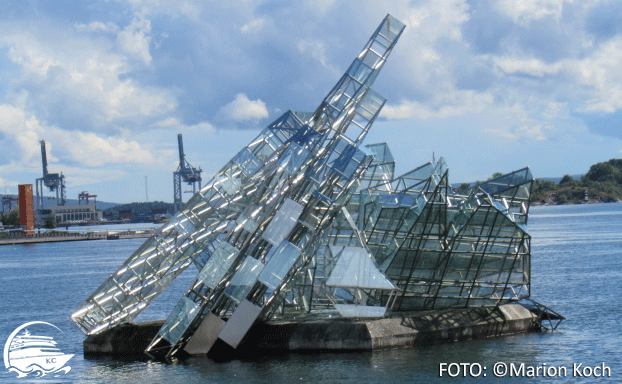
1, 0, 621, 204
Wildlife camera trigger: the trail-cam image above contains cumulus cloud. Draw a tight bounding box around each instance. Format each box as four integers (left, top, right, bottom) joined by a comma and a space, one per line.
217, 93, 269, 123
117, 16, 153, 65
1, 21, 176, 134
495, 0, 566, 24
0, 104, 165, 169
575, 35, 622, 113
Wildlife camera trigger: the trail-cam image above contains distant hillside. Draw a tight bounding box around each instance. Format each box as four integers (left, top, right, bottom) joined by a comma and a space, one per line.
103, 201, 174, 217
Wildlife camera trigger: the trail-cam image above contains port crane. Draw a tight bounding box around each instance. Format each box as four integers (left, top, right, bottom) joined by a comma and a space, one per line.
78, 191, 98, 210
173, 133, 202, 212
1, 195, 19, 213
35, 140, 66, 210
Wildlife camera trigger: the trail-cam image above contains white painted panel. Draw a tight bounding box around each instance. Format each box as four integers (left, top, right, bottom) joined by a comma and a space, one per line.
183, 312, 226, 355
218, 299, 262, 349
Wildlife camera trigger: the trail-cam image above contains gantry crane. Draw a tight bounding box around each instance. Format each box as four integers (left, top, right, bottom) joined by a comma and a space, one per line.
35, 140, 66, 210
78, 191, 97, 210
1, 195, 19, 213
173, 133, 202, 212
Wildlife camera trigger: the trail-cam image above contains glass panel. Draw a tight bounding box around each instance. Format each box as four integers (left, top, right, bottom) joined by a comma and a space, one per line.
332, 145, 367, 179
233, 147, 262, 177
196, 242, 239, 289
173, 216, 195, 236
193, 249, 211, 270
215, 175, 240, 195
224, 256, 265, 303
158, 296, 200, 344
334, 304, 386, 318
350, 59, 372, 83
258, 241, 302, 290
236, 204, 260, 233
326, 246, 395, 290
261, 198, 304, 246
277, 142, 310, 175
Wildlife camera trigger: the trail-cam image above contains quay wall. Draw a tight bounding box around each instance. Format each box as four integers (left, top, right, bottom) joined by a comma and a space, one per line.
0, 229, 154, 245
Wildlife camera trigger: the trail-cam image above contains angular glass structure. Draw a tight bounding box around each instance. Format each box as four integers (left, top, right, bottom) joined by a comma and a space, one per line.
71, 14, 533, 358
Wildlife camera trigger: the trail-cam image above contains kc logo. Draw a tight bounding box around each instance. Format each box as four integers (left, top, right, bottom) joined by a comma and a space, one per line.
3, 321, 73, 378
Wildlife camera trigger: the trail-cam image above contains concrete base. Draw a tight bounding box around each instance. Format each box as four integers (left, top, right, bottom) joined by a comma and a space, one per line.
239, 304, 537, 352
83, 320, 164, 357
83, 304, 538, 358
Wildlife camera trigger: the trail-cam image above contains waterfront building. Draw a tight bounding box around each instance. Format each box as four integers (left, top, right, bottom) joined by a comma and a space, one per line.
38, 204, 102, 225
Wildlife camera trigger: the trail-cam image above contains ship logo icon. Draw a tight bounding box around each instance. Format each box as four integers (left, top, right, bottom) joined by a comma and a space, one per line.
3, 321, 73, 378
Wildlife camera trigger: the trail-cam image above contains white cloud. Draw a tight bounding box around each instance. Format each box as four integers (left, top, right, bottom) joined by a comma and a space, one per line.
484, 124, 548, 141
75, 21, 119, 34
1, 23, 176, 132
297, 39, 333, 70
542, 101, 569, 120
153, 117, 215, 133
381, 90, 494, 120
123, 0, 203, 19
5, 36, 58, 76
241, 18, 266, 33
574, 36, 622, 113
406, 0, 470, 42
154, 117, 182, 127
217, 93, 268, 122
60, 167, 130, 187
493, 56, 564, 77
495, 0, 566, 24
117, 16, 153, 65
0, 104, 164, 168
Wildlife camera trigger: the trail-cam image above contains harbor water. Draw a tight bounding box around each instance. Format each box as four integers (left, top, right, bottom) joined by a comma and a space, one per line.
0, 203, 620, 383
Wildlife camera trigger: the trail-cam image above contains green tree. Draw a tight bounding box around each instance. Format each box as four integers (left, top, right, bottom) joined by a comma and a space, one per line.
454, 182, 471, 195
584, 161, 622, 184
44, 216, 56, 229
559, 174, 574, 185
1, 208, 20, 226
534, 179, 557, 191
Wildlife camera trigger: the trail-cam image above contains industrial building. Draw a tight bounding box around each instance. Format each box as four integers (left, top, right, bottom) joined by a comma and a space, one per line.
35, 204, 102, 226
50, 204, 102, 223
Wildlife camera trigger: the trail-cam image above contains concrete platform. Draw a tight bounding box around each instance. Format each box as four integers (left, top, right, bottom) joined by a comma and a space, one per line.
83, 304, 538, 358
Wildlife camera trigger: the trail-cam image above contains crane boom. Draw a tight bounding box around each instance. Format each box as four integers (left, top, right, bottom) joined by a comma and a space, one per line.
40, 140, 49, 176
177, 134, 185, 169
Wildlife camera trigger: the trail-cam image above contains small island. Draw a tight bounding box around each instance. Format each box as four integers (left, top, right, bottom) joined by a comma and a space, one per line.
452, 159, 622, 206
530, 159, 622, 205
